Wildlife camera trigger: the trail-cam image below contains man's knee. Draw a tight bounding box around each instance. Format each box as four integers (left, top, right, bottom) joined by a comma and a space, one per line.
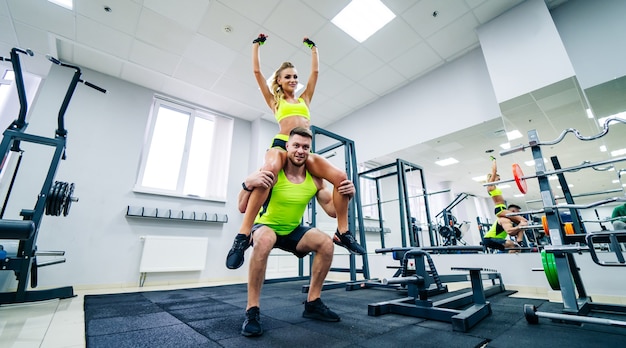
298, 229, 333, 254
613, 221, 626, 230
253, 228, 276, 252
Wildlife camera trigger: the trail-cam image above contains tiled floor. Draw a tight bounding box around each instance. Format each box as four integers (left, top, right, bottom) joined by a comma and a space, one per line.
0, 282, 587, 348
0, 281, 235, 348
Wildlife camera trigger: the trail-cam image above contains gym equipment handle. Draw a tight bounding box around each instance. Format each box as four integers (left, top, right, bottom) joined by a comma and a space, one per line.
82, 81, 107, 93
382, 276, 422, 285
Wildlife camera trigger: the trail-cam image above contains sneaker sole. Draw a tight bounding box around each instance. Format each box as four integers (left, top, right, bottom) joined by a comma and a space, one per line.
302, 311, 341, 322
241, 329, 263, 337
226, 251, 245, 269
332, 239, 365, 255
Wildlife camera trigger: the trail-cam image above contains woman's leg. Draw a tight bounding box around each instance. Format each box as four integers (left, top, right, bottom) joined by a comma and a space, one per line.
306, 154, 349, 231
226, 149, 285, 269
306, 154, 365, 254
240, 149, 286, 235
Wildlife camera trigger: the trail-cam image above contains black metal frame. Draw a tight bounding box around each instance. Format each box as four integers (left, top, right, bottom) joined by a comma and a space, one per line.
358, 159, 435, 248
514, 127, 626, 325
368, 247, 504, 332
0, 49, 105, 304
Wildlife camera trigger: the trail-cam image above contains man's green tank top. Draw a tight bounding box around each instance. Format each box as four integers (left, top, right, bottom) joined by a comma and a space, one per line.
484, 221, 507, 239
255, 169, 317, 236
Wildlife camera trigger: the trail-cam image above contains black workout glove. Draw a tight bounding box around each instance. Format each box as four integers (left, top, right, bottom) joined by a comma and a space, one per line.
489, 156, 496, 161
303, 38, 316, 49
253, 34, 267, 46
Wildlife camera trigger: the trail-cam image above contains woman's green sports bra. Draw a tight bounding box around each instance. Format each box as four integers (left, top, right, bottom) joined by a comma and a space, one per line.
275, 98, 311, 122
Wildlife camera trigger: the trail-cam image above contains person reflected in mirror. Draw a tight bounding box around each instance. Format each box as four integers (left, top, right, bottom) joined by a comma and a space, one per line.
483, 204, 528, 252
486, 156, 528, 226
611, 202, 626, 230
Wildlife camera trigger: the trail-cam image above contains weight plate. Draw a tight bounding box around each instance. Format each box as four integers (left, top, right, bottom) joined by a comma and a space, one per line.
564, 222, 574, 235
512, 163, 527, 194
541, 250, 560, 290
63, 183, 75, 216
524, 304, 539, 324
541, 215, 550, 236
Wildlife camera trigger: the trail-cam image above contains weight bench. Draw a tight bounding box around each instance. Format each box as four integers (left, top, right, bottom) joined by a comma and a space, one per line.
0, 215, 74, 305
368, 247, 505, 332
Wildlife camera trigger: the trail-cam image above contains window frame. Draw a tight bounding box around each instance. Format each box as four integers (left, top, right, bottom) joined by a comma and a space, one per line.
133, 96, 233, 202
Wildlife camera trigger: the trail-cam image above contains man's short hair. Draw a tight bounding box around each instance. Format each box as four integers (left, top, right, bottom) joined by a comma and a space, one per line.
289, 126, 313, 139
508, 204, 521, 210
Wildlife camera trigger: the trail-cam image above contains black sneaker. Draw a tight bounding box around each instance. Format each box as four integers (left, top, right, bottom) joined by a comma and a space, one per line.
333, 230, 366, 255
226, 234, 251, 269
241, 306, 263, 337
518, 240, 528, 248
303, 298, 340, 322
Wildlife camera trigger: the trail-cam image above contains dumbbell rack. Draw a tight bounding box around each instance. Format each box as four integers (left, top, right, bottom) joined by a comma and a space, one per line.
514, 126, 626, 325
0, 48, 104, 304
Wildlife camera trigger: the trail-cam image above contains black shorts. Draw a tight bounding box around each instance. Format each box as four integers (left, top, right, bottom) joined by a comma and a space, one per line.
251, 224, 312, 258
271, 137, 287, 150
483, 237, 506, 251
494, 204, 506, 216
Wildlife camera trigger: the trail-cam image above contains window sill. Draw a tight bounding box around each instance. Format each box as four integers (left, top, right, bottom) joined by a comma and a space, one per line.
132, 187, 226, 203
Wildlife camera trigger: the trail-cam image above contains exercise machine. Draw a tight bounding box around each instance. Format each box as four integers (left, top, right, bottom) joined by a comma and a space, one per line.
0, 49, 105, 304
368, 246, 504, 332
499, 122, 626, 327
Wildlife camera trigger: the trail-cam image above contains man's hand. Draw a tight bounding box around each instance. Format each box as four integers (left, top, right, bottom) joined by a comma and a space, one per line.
245, 170, 275, 190
336, 179, 355, 198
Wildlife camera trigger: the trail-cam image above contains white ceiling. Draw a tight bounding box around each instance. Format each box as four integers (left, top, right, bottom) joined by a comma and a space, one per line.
2, 0, 624, 211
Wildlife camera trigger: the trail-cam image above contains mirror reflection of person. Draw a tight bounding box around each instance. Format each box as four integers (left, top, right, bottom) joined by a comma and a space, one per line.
611, 203, 626, 230
483, 204, 527, 252
486, 156, 528, 226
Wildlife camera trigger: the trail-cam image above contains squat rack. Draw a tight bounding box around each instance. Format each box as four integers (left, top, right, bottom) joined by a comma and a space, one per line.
500, 120, 626, 326
358, 159, 435, 248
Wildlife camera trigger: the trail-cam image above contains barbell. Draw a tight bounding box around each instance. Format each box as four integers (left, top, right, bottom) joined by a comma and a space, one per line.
484, 155, 626, 194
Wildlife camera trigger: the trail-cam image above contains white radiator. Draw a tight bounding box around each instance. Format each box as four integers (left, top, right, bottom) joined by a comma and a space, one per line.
139, 235, 208, 273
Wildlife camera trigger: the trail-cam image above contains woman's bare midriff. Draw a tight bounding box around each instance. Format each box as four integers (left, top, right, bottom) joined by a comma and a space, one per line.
278, 116, 310, 135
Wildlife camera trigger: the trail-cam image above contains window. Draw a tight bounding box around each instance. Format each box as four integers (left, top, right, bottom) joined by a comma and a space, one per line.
134, 97, 233, 201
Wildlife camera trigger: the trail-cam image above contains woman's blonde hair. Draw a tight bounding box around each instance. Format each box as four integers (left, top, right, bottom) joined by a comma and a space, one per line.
270, 62, 295, 107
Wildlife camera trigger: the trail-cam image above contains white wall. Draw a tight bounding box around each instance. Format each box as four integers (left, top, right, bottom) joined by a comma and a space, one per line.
326, 48, 502, 162
476, 0, 576, 103
552, 0, 626, 89
0, 64, 254, 290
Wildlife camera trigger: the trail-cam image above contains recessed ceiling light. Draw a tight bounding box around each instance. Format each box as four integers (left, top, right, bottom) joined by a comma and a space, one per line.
435, 158, 458, 166
600, 145, 607, 152
48, 0, 73, 10
472, 175, 486, 182
499, 143, 511, 150
610, 148, 626, 157
586, 108, 594, 118
331, 0, 396, 43
598, 111, 626, 127
506, 130, 523, 141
